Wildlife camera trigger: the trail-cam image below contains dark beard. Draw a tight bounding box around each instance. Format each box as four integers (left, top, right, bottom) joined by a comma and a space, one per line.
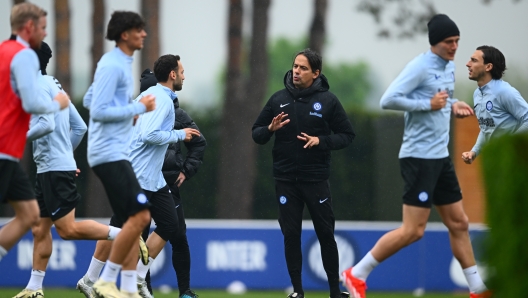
173, 82, 183, 91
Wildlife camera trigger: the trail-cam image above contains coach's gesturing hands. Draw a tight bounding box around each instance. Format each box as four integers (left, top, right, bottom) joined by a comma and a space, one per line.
298, 132, 319, 149
268, 112, 290, 132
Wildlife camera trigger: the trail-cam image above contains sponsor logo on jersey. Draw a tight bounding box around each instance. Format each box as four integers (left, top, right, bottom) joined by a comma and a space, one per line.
478, 117, 495, 127
137, 193, 148, 204
438, 88, 454, 99
486, 101, 493, 111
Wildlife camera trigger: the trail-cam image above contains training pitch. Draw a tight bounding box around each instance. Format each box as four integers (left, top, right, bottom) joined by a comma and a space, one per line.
0, 288, 469, 297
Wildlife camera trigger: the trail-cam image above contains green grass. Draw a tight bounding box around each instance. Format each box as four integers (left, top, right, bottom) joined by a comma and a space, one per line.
0, 288, 468, 297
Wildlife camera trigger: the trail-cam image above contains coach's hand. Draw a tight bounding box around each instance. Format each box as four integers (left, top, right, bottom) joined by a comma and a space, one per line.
182, 128, 200, 142
175, 172, 186, 187
462, 151, 476, 164
139, 94, 156, 112
297, 132, 319, 149
430, 91, 448, 110
54, 92, 70, 110
268, 112, 290, 132
452, 101, 474, 118
75, 168, 81, 177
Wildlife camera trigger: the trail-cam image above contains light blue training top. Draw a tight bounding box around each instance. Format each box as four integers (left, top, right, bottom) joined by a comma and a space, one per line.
84, 47, 147, 167
27, 73, 87, 173
0, 36, 61, 161
471, 79, 528, 156
129, 84, 186, 192
380, 49, 458, 159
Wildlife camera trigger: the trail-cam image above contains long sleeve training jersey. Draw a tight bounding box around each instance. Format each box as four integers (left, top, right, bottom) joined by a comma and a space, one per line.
129, 84, 186, 192
28, 73, 87, 173
85, 47, 147, 167
380, 50, 457, 159
471, 79, 528, 156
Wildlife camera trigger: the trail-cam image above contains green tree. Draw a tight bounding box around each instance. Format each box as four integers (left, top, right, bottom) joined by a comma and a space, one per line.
482, 133, 528, 296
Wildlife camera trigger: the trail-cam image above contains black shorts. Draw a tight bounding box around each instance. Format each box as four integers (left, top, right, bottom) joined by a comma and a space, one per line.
0, 159, 35, 203
112, 185, 178, 241
400, 157, 462, 208
36, 171, 81, 221
92, 160, 150, 224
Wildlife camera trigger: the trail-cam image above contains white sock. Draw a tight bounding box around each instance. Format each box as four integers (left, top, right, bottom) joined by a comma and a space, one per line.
26, 269, 45, 290
107, 226, 121, 240
0, 245, 7, 261
120, 270, 137, 293
463, 265, 488, 293
137, 257, 154, 279
86, 257, 106, 283
99, 260, 121, 283
352, 251, 380, 281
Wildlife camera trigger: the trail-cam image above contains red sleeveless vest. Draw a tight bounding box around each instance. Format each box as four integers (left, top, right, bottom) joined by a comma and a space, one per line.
0, 40, 31, 159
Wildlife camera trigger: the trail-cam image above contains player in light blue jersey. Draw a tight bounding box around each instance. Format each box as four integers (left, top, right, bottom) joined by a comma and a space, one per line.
12, 41, 125, 298
342, 14, 491, 298
84, 11, 156, 298
77, 55, 200, 298
462, 45, 528, 164
132, 56, 199, 298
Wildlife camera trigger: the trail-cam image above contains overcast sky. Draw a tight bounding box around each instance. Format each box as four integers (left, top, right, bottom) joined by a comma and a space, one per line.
2, 0, 527, 109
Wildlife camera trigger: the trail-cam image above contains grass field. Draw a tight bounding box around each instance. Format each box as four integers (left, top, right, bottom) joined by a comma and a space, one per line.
0, 288, 468, 297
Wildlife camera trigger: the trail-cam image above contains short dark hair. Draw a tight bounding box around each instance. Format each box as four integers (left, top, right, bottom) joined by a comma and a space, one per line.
106, 11, 145, 42
293, 48, 322, 73
477, 45, 506, 80
153, 54, 181, 83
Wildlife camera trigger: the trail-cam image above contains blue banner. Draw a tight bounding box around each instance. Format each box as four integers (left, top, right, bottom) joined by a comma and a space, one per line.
0, 219, 487, 292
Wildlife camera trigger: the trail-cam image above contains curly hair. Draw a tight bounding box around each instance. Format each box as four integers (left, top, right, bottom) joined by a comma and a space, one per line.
106, 11, 145, 42
477, 45, 506, 80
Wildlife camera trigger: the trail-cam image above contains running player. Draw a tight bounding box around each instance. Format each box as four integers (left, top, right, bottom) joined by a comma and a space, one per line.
84, 11, 155, 298
12, 41, 125, 298
341, 14, 491, 298
78, 55, 199, 298
462, 45, 528, 164
0, 2, 69, 264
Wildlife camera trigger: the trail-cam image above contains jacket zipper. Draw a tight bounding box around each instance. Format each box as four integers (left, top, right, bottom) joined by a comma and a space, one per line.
294, 98, 299, 182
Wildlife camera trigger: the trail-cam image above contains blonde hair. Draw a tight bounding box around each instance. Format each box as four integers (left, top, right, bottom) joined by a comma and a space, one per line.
10, 3, 47, 32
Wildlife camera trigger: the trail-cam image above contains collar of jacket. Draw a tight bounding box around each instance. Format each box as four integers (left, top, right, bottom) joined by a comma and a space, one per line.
173, 96, 180, 109
156, 83, 178, 101
283, 70, 329, 100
